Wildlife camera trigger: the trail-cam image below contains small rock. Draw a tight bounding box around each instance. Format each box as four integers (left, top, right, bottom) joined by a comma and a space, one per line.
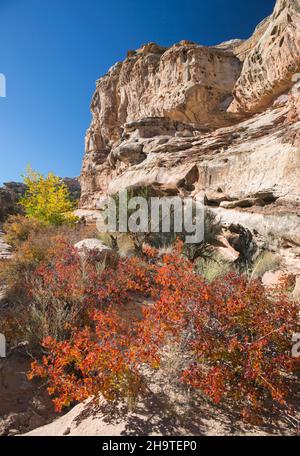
7, 429, 19, 436
220, 197, 261, 209
205, 191, 234, 206
215, 235, 240, 262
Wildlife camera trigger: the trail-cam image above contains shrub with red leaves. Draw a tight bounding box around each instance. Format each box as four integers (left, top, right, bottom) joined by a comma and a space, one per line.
28, 243, 300, 418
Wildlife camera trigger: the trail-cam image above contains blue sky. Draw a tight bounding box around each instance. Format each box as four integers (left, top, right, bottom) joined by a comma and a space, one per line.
0, 0, 275, 185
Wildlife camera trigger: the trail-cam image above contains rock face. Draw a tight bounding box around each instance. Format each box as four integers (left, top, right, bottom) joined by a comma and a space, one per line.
74, 239, 118, 267
81, 43, 242, 206
0, 182, 26, 221
229, 0, 300, 113
80, 0, 300, 274
0, 228, 12, 260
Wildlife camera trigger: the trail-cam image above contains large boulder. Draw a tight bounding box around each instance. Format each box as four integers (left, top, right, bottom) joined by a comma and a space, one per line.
80, 41, 242, 206
0, 347, 57, 436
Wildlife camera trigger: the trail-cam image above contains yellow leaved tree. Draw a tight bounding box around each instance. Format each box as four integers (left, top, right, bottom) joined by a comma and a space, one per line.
20, 167, 77, 225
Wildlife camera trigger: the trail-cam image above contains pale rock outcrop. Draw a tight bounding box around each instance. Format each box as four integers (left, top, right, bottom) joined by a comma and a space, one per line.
293, 276, 300, 297
74, 238, 117, 267
80, 0, 300, 274
0, 346, 57, 436
74, 238, 112, 257
81, 42, 242, 206
228, 0, 300, 113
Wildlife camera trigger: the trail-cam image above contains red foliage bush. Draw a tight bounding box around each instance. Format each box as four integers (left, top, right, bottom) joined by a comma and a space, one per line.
28, 244, 300, 418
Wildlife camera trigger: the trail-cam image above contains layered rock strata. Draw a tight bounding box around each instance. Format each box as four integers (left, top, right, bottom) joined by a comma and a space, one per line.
80, 0, 300, 274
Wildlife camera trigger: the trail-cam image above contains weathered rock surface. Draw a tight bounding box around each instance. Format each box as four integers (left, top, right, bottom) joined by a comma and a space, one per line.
0, 228, 11, 260
79, 0, 300, 274
293, 276, 300, 297
229, 0, 300, 114
80, 42, 242, 206
0, 182, 26, 221
262, 270, 286, 288
74, 238, 117, 267
74, 238, 111, 256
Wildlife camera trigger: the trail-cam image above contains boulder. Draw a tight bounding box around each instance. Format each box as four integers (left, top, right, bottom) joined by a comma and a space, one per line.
74, 239, 117, 267
204, 191, 234, 206
109, 142, 146, 166
215, 235, 239, 262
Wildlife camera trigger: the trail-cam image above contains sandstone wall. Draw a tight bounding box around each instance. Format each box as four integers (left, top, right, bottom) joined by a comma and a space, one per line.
79, 0, 300, 272
229, 0, 300, 113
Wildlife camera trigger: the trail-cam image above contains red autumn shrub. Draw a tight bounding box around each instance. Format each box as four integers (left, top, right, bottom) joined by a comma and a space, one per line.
28, 245, 156, 411
29, 244, 300, 418
139, 256, 300, 418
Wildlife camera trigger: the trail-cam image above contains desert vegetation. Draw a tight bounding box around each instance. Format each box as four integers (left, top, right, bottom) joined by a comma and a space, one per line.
0, 168, 299, 436
0, 174, 299, 432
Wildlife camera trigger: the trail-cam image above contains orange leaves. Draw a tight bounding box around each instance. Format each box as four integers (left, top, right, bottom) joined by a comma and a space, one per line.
28, 244, 300, 418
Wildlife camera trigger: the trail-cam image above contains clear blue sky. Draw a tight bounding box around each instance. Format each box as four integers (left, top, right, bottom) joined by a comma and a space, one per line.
0, 0, 275, 185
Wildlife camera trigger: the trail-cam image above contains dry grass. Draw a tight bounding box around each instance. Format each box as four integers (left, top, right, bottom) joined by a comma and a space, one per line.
251, 251, 282, 279
196, 255, 234, 281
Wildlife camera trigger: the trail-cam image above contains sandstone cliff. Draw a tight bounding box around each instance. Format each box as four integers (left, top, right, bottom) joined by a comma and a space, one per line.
80, 0, 300, 274
229, 0, 300, 113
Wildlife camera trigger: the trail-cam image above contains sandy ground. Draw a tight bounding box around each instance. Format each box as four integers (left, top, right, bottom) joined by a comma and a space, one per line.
25, 390, 299, 437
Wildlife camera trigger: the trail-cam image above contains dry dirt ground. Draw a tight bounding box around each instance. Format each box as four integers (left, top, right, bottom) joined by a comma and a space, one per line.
0, 348, 59, 436
25, 390, 300, 437
24, 362, 300, 437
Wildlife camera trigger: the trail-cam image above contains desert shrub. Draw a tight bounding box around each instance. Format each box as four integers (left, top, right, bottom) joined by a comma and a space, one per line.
28, 249, 156, 410
29, 243, 300, 419
20, 167, 77, 225
3, 214, 46, 248
3, 239, 154, 354
140, 255, 300, 420
203, 209, 223, 245
0, 222, 105, 351
107, 189, 223, 260
1, 236, 55, 298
